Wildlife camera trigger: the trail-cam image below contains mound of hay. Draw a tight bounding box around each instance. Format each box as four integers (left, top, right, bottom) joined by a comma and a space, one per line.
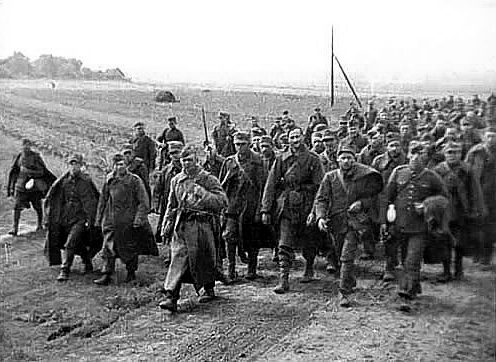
154, 90, 177, 103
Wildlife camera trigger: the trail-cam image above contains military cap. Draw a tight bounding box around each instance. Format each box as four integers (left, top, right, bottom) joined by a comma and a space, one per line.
282, 110, 289, 116
218, 111, 230, 119
22, 138, 33, 146
251, 127, 264, 137
367, 100, 374, 105
313, 123, 327, 133
408, 141, 424, 154
133, 121, 145, 128
234, 131, 251, 143
442, 141, 462, 152
68, 153, 84, 164
322, 128, 338, 140
167, 141, 184, 153
260, 135, 273, 146
311, 132, 323, 141
278, 133, 289, 142
337, 146, 356, 158
366, 129, 378, 138
385, 132, 401, 144
314, 107, 321, 112
338, 119, 348, 127
168, 116, 177, 124
112, 153, 125, 164
179, 145, 198, 158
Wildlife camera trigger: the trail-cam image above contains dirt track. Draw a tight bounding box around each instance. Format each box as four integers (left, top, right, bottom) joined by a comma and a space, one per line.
0, 80, 495, 361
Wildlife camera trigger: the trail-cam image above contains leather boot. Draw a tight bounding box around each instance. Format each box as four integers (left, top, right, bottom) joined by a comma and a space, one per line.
437, 260, 452, 283
57, 249, 75, 281
93, 273, 112, 285
245, 250, 258, 280
80, 250, 93, 274
34, 203, 44, 231
8, 210, 21, 236
301, 261, 315, 283
454, 250, 464, 280
274, 250, 291, 294
125, 270, 136, 283
159, 289, 179, 312
226, 244, 237, 283
198, 285, 215, 303
273, 272, 289, 294
94, 258, 114, 285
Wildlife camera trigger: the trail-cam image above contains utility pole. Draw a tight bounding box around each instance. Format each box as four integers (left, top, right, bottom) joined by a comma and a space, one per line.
330, 26, 335, 107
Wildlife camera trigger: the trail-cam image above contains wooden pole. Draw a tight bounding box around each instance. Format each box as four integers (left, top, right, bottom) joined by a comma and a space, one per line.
330, 26, 335, 107
334, 54, 362, 108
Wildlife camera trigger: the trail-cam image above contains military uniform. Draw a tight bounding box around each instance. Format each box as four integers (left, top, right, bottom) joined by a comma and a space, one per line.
131, 135, 157, 174
261, 144, 324, 293
384, 165, 448, 298
339, 134, 368, 154
212, 122, 236, 157
357, 144, 385, 166
219, 146, 265, 280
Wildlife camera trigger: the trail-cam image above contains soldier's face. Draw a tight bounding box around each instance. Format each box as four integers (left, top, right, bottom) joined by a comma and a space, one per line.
348, 127, 358, 137
114, 160, 127, 176
170, 150, 181, 162
312, 140, 324, 153
387, 141, 401, 156
460, 122, 473, 132
69, 161, 82, 175
134, 126, 145, 137
444, 149, 462, 164
400, 126, 409, 135
485, 131, 496, 147
371, 135, 382, 148
408, 150, 428, 169
324, 137, 337, 151
338, 153, 355, 170
180, 154, 197, 172
234, 141, 250, 154
288, 130, 302, 149
260, 144, 272, 157
123, 152, 132, 164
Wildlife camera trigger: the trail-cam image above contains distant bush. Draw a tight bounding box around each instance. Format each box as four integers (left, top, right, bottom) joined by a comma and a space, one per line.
0, 51, 129, 81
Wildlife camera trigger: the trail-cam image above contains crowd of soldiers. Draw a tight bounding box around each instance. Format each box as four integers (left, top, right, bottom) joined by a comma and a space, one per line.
6, 92, 496, 310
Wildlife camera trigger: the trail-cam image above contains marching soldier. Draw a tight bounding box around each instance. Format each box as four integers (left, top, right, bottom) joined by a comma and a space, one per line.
320, 128, 340, 173
159, 145, 228, 312
314, 146, 383, 307
261, 128, 324, 294
339, 124, 368, 154
44, 154, 101, 281
7, 139, 56, 235
381, 141, 448, 300
122, 145, 151, 201
157, 116, 185, 169
357, 131, 384, 166
305, 107, 328, 146
219, 132, 265, 281
131, 122, 156, 174
212, 112, 236, 157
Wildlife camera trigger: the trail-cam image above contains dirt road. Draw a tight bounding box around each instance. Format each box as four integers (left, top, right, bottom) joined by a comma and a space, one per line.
0, 80, 494, 361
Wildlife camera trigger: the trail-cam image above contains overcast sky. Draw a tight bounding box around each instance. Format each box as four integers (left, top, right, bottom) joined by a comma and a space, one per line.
1, 0, 495, 86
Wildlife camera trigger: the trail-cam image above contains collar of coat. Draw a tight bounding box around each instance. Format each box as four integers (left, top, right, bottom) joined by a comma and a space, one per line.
175, 167, 208, 183
435, 161, 470, 176
106, 169, 132, 183
46, 171, 93, 200
342, 162, 381, 182
281, 144, 312, 161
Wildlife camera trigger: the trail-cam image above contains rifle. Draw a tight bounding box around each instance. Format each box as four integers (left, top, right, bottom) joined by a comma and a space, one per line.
201, 105, 210, 147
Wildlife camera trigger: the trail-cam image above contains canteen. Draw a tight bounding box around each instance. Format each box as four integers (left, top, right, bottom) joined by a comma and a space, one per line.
25, 179, 35, 190
386, 204, 396, 223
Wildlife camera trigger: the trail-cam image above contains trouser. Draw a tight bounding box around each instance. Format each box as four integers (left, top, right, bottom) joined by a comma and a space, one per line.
60, 223, 90, 271
385, 232, 408, 272
480, 221, 495, 265
399, 233, 426, 297
101, 231, 138, 274
338, 230, 359, 295
359, 222, 378, 257
277, 219, 317, 275
443, 223, 464, 276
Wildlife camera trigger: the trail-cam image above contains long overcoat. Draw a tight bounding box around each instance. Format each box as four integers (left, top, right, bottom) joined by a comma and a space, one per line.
43, 172, 102, 265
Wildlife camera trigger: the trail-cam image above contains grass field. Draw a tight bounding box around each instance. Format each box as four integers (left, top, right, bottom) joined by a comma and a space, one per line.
0, 79, 494, 361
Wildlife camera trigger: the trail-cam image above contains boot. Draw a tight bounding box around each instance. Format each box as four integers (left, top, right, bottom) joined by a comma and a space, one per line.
383, 271, 395, 282
8, 210, 21, 236
338, 292, 351, 308
300, 262, 315, 283
273, 273, 289, 294
274, 248, 291, 294
238, 250, 249, 264
34, 204, 44, 232
454, 250, 464, 280
93, 274, 112, 285
159, 290, 178, 312
198, 286, 215, 303
57, 249, 75, 281
437, 260, 452, 283
226, 245, 238, 283
272, 247, 279, 263
245, 250, 258, 280
125, 270, 136, 283
80, 250, 93, 274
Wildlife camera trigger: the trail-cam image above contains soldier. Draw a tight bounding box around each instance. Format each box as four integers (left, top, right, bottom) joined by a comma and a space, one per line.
250, 117, 267, 136
460, 116, 483, 158
153, 141, 183, 245
131, 122, 156, 174
212, 112, 236, 157
219, 132, 265, 281
310, 132, 325, 155
314, 146, 383, 307
320, 128, 340, 173
381, 141, 448, 300
364, 100, 378, 131
251, 127, 264, 154
122, 145, 151, 201
7, 139, 56, 235
305, 107, 328, 146
339, 124, 368, 154
43, 154, 101, 281
159, 145, 228, 312
203, 143, 225, 179
465, 127, 496, 266
372, 133, 408, 282
337, 116, 349, 139
269, 117, 284, 140
434, 142, 484, 280
157, 116, 185, 169
357, 131, 384, 166
93, 154, 158, 285
261, 128, 324, 294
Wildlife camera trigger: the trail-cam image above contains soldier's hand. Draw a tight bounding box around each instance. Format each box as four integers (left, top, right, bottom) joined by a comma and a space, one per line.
380, 223, 388, 236
306, 213, 315, 226
317, 218, 328, 232
348, 200, 363, 213
261, 213, 271, 225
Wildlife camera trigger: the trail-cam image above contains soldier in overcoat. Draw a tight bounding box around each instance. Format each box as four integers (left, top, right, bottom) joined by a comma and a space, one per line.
131, 122, 157, 174
219, 132, 265, 281
93, 154, 158, 285
159, 146, 228, 312
261, 128, 324, 294
44, 154, 102, 281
